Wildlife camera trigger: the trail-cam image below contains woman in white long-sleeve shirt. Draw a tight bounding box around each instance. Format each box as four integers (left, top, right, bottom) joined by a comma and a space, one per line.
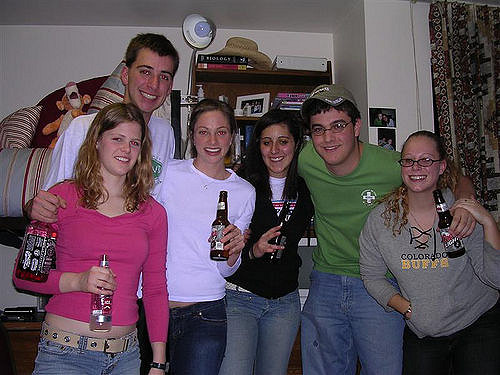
156, 99, 255, 375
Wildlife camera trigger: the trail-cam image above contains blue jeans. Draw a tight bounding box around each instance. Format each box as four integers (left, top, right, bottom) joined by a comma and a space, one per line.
219, 288, 300, 375
33, 332, 140, 375
301, 270, 404, 375
403, 299, 500, 375
168, 299, 227, 375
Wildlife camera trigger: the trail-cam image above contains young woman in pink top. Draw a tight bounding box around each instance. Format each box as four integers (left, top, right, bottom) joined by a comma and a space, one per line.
13, 103, 168, 375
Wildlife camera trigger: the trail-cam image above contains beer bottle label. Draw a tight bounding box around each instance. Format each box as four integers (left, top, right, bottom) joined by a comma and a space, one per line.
436, 203, 448, 213
439, 228, 465, 252
217, 202, 226, 210
211, 224, 225, 250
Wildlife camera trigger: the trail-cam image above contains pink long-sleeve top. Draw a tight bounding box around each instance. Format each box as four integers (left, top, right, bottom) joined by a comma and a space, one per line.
13, 182, 168, 342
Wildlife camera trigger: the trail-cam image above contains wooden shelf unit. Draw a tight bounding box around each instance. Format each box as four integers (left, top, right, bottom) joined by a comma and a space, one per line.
192, 61, 332, 111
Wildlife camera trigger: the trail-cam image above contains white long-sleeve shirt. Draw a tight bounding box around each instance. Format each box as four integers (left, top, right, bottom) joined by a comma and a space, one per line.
156, 159, 255, 302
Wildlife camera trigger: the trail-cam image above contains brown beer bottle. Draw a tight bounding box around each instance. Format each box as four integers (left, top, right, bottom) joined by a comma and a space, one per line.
433, 189, 465, 258
210, 191, 230, 261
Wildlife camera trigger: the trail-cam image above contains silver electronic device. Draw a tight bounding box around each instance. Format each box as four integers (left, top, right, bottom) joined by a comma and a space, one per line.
273, 55, 327, 72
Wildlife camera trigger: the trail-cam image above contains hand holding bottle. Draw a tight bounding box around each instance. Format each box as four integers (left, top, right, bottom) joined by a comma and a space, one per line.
220, 224, 245, 267
447, 202, 476, 238
78, 265, 116, 295
58, 263, 116, 294
250, 225, 284, 258
452, 198, 493, 227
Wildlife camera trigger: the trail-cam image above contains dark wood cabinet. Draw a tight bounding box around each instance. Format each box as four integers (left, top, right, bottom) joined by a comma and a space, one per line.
2, 321, 41, 375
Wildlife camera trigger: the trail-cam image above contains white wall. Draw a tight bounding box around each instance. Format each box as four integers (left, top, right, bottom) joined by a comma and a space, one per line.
364, 0, 434, 150
327, 0, 433, 148
331, 0, 369, 141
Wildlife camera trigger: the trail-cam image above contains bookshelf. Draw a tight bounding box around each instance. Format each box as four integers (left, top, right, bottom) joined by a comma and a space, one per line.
191, 61, 332, 111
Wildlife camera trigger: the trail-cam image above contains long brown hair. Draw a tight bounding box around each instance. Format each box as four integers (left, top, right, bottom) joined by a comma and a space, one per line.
381, 130, 459, 236
73, 102, 153, 212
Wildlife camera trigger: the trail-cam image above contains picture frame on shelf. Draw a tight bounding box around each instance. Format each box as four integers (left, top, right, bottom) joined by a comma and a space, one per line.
236, 93, 270, 117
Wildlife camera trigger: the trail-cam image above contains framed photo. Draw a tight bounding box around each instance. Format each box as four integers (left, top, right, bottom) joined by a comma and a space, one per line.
369, 107, 396, 128
378, 128, 396, 150
236, 93, 270, 117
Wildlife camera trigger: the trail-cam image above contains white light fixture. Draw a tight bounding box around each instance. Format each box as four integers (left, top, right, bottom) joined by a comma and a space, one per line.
182, 14, 216, 96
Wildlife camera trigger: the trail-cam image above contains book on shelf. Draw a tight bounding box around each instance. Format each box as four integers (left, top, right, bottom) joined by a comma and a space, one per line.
277, 105, 301, 111
276, 100, 309, 105
275, 92, 310, 100
271, 99, 305, 110
197, 63, 247, 70
197, 54, 249, 65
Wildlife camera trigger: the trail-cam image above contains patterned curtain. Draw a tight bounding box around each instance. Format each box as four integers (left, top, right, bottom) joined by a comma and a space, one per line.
429, 1, 499, 221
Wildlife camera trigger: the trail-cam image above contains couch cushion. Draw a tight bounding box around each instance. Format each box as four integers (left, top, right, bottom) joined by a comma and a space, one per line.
33, 76, 108, 148
0, 106, 42, 149
0, 148, 53, 217
88, 62, 126, 114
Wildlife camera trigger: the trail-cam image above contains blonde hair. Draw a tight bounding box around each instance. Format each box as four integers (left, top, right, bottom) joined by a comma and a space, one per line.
73, 103, 153, 212
381, 130, 459, 236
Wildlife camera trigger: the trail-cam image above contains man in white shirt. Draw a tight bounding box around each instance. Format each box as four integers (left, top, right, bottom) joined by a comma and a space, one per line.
25, 33, 179, 221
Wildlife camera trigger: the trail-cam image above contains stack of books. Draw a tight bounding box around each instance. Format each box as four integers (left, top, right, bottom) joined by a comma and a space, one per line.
197, 54, 248, 70
271, 92, 310, 111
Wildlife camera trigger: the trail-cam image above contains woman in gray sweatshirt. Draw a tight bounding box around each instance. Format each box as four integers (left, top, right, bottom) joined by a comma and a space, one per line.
359, 130, 500, 375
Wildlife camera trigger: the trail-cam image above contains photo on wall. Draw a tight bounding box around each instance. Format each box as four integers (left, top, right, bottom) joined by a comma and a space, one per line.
378, 128, 396, 150
369, 107, 396, 128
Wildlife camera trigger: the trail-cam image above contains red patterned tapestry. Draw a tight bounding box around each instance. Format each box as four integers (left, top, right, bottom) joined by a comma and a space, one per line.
429, 1, 499, 221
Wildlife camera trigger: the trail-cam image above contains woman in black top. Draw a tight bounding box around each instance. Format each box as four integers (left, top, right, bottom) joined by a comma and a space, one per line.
219, 109, 314, 375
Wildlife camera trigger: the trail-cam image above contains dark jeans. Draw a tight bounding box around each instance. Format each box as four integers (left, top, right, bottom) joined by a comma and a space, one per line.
403, 299, 500, 375
168, 299, 227, 375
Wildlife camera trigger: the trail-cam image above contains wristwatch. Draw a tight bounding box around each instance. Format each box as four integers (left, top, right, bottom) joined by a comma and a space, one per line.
150, 362, 167, 371
403, 304, 412, 320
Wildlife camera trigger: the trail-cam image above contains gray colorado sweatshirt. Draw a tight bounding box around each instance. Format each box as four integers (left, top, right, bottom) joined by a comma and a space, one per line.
359, 189, 500, 338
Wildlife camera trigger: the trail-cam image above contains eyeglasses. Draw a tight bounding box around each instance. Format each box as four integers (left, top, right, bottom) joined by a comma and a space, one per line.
310, 121, 352, 136
398, 158, 442, 167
